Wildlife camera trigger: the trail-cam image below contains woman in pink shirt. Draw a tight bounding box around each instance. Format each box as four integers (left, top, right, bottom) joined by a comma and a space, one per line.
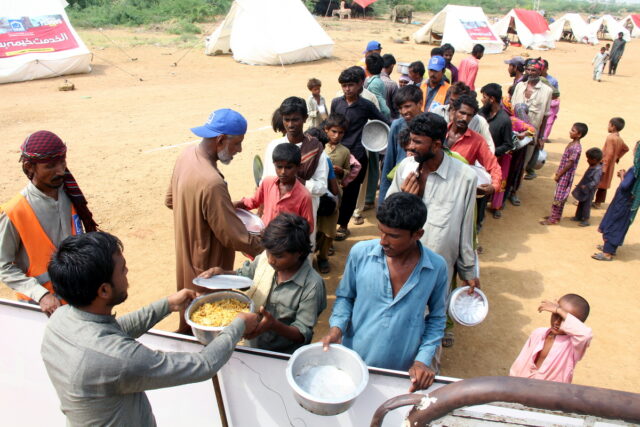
457, 44, 484, 91
510, 294, 592, 383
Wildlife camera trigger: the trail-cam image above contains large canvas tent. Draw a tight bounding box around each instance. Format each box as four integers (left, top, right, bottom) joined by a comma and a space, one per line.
587, 15, 630, 41
621, 14, 640, 38
0, 0, 91, 84
412, 5, 503, 54
205, 0, 334, 66
493, 8, 555, 50
549, 13, 597, 45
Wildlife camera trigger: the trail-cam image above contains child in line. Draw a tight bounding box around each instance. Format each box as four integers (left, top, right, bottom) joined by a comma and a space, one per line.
592, 46, 607, 82
510, 294, 592, 384
571, 148, 603, 227
306, 78, 328, 129
315, 115, 351, 273
199, 213, 327, 353
540, 123, 587, 225
236, 143, 314, 233
594, 117, 629, 208
592, 140, 640, 261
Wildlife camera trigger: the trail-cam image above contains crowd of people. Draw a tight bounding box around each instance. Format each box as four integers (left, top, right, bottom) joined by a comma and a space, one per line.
1, 39, 638, 425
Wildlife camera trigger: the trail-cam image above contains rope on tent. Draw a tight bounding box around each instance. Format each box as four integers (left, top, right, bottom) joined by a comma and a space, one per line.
97, 28, 138, 61
170, 21, 220, 67
35, 59, 64, 79
92, 51, 144, 81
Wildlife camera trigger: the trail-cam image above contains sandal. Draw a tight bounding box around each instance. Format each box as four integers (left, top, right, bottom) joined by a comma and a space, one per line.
508, 194, 521, 206
352, 216, 365, 225
492, 209, 502, 219
539, 219, 558, 225
442, 331, 455, 348
334, 227, 350, 241
317, 258, 331, 274
328, 246, 335, 256
591, 252, 613, 261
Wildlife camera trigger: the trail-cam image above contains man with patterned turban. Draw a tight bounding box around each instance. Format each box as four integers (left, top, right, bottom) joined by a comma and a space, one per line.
0, 131, 97, 315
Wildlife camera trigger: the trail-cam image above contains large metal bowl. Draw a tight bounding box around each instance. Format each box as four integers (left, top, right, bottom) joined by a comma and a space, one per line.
285, 343, 369, 416
185, 291, 254, 345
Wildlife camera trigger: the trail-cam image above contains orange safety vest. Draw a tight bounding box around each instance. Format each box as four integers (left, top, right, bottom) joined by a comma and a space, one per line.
0, 193, 82, 302
421, 80, 451, 112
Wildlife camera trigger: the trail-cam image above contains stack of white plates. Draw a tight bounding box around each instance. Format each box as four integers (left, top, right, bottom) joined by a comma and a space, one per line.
448, 286, 489, 326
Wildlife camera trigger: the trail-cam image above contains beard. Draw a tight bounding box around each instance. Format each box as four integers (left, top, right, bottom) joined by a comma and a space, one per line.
413, 149, 436, 164
479, 103, 492, 117
218, 146, 233, 165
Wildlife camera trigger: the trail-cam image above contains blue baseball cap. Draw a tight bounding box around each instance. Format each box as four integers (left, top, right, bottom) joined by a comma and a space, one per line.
191, 109, 248, 138
363, 40, 381, 53
428, 55, 446, 72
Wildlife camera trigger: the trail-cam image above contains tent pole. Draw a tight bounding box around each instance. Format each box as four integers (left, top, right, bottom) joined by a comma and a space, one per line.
325, 0, 332, 17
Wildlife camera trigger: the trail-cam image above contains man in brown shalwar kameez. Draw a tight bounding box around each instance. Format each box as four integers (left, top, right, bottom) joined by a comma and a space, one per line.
166, 109, 263, 333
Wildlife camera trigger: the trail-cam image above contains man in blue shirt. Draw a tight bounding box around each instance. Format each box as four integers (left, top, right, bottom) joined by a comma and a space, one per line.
378, 85, 423, 206
321, 193, 448, 392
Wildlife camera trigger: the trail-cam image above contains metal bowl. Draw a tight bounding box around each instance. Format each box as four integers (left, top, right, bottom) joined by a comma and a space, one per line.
185, 291, 254, 345
448, 286, 489, 326
361, 119, 390, 153
285, 343, 369, 416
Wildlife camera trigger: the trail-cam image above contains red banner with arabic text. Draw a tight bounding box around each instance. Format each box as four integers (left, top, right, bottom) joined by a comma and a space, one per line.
0, 20, 78, 58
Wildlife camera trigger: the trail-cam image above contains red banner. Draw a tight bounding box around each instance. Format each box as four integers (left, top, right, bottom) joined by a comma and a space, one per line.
460, 20, 497, 41
0, 18, 79, 58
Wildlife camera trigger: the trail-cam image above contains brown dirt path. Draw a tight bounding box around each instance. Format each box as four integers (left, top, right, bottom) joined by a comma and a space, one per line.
1, 14, 638, 393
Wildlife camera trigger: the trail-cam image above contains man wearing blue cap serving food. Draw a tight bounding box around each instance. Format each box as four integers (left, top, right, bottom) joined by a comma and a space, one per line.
322, 193, 449, 392
166, 109, 263, 334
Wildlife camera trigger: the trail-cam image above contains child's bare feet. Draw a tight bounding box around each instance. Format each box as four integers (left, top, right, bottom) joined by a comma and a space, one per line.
539, 219, 558, 225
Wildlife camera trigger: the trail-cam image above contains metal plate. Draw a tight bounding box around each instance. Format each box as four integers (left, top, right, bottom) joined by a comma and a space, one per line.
235, 208, 265, 234
448, 286, 489, 326
253, 155, 263, 187
192, 275, 253, 290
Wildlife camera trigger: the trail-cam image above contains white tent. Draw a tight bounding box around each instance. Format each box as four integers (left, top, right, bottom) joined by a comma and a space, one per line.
493, 8, 555, 50
205, 0, 334, 65
412, 5, 503, 54
549, 13, 598, 45
0, 0, 91, 84
587, 15, 630, 41
621, 14, 640, 38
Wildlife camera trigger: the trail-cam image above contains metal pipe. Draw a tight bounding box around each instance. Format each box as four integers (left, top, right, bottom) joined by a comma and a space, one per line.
370, 376, 640, 427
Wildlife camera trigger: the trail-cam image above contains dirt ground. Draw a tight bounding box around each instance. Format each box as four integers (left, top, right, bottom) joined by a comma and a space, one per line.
1, 14, 638, 394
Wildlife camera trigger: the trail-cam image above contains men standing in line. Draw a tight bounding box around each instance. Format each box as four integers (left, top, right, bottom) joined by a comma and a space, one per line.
0, 131, 98, 316
387, 113, 479, 292
381, 53, 399, 120
505, 56, 525, 86
511, 59, 553, 181
441, 43, 458, 84
166, 109, 263, 334
608, 32, 626, 75
421, 56, 450, 113
408, 61, 425, 87
322, 193, 449, 392
458, 44, 484, 91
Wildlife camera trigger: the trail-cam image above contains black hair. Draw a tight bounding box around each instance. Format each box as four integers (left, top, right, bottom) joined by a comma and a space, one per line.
48, 232, 123, 307
324, 113, 349, 131
262, 213, 311, 260
559, 293, 590, 322
610, 117, 625, 131
408, 112, 447, 143
408, 61, 425, 78
515, 62, 525, 73
338, 67, 362, 84
453, 94, 479, 114
279, 96, 308, 117
376, 193, 427, 233
449, 81, 470, 97
305, 127, 329, 146
472, 44, 485, 55
382, 53, 396, 68
430, 47, 444, 57
398, 128, 411, 150
272, 142, 301, 165
393, 84, 423, 108
586, 147, 603, 161
307, 78, 322, 90
480, 83, 502, 103
573, 122, 589, 138
365, 53, 384, 75
441, 43, 455, 54
351, 65, 366, 83
271, 108, 286, 135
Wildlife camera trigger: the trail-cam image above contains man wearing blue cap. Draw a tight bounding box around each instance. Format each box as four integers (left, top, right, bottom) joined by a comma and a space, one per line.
166, 109, 263, 334
421, 55, 450, 113
356, 40, 381, 77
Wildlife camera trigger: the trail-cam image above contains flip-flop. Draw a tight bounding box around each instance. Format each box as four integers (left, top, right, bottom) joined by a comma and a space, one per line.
442, 331, 455, 348
595, 245, 615, 255
591, 252, 613, 261
334, 227, 350, 241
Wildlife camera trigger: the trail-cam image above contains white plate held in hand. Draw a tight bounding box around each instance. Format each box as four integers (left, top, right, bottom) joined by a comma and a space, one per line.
192, 275, 253, 290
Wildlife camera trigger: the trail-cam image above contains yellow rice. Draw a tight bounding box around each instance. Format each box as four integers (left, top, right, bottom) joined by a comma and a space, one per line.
190, 298, 250, 327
